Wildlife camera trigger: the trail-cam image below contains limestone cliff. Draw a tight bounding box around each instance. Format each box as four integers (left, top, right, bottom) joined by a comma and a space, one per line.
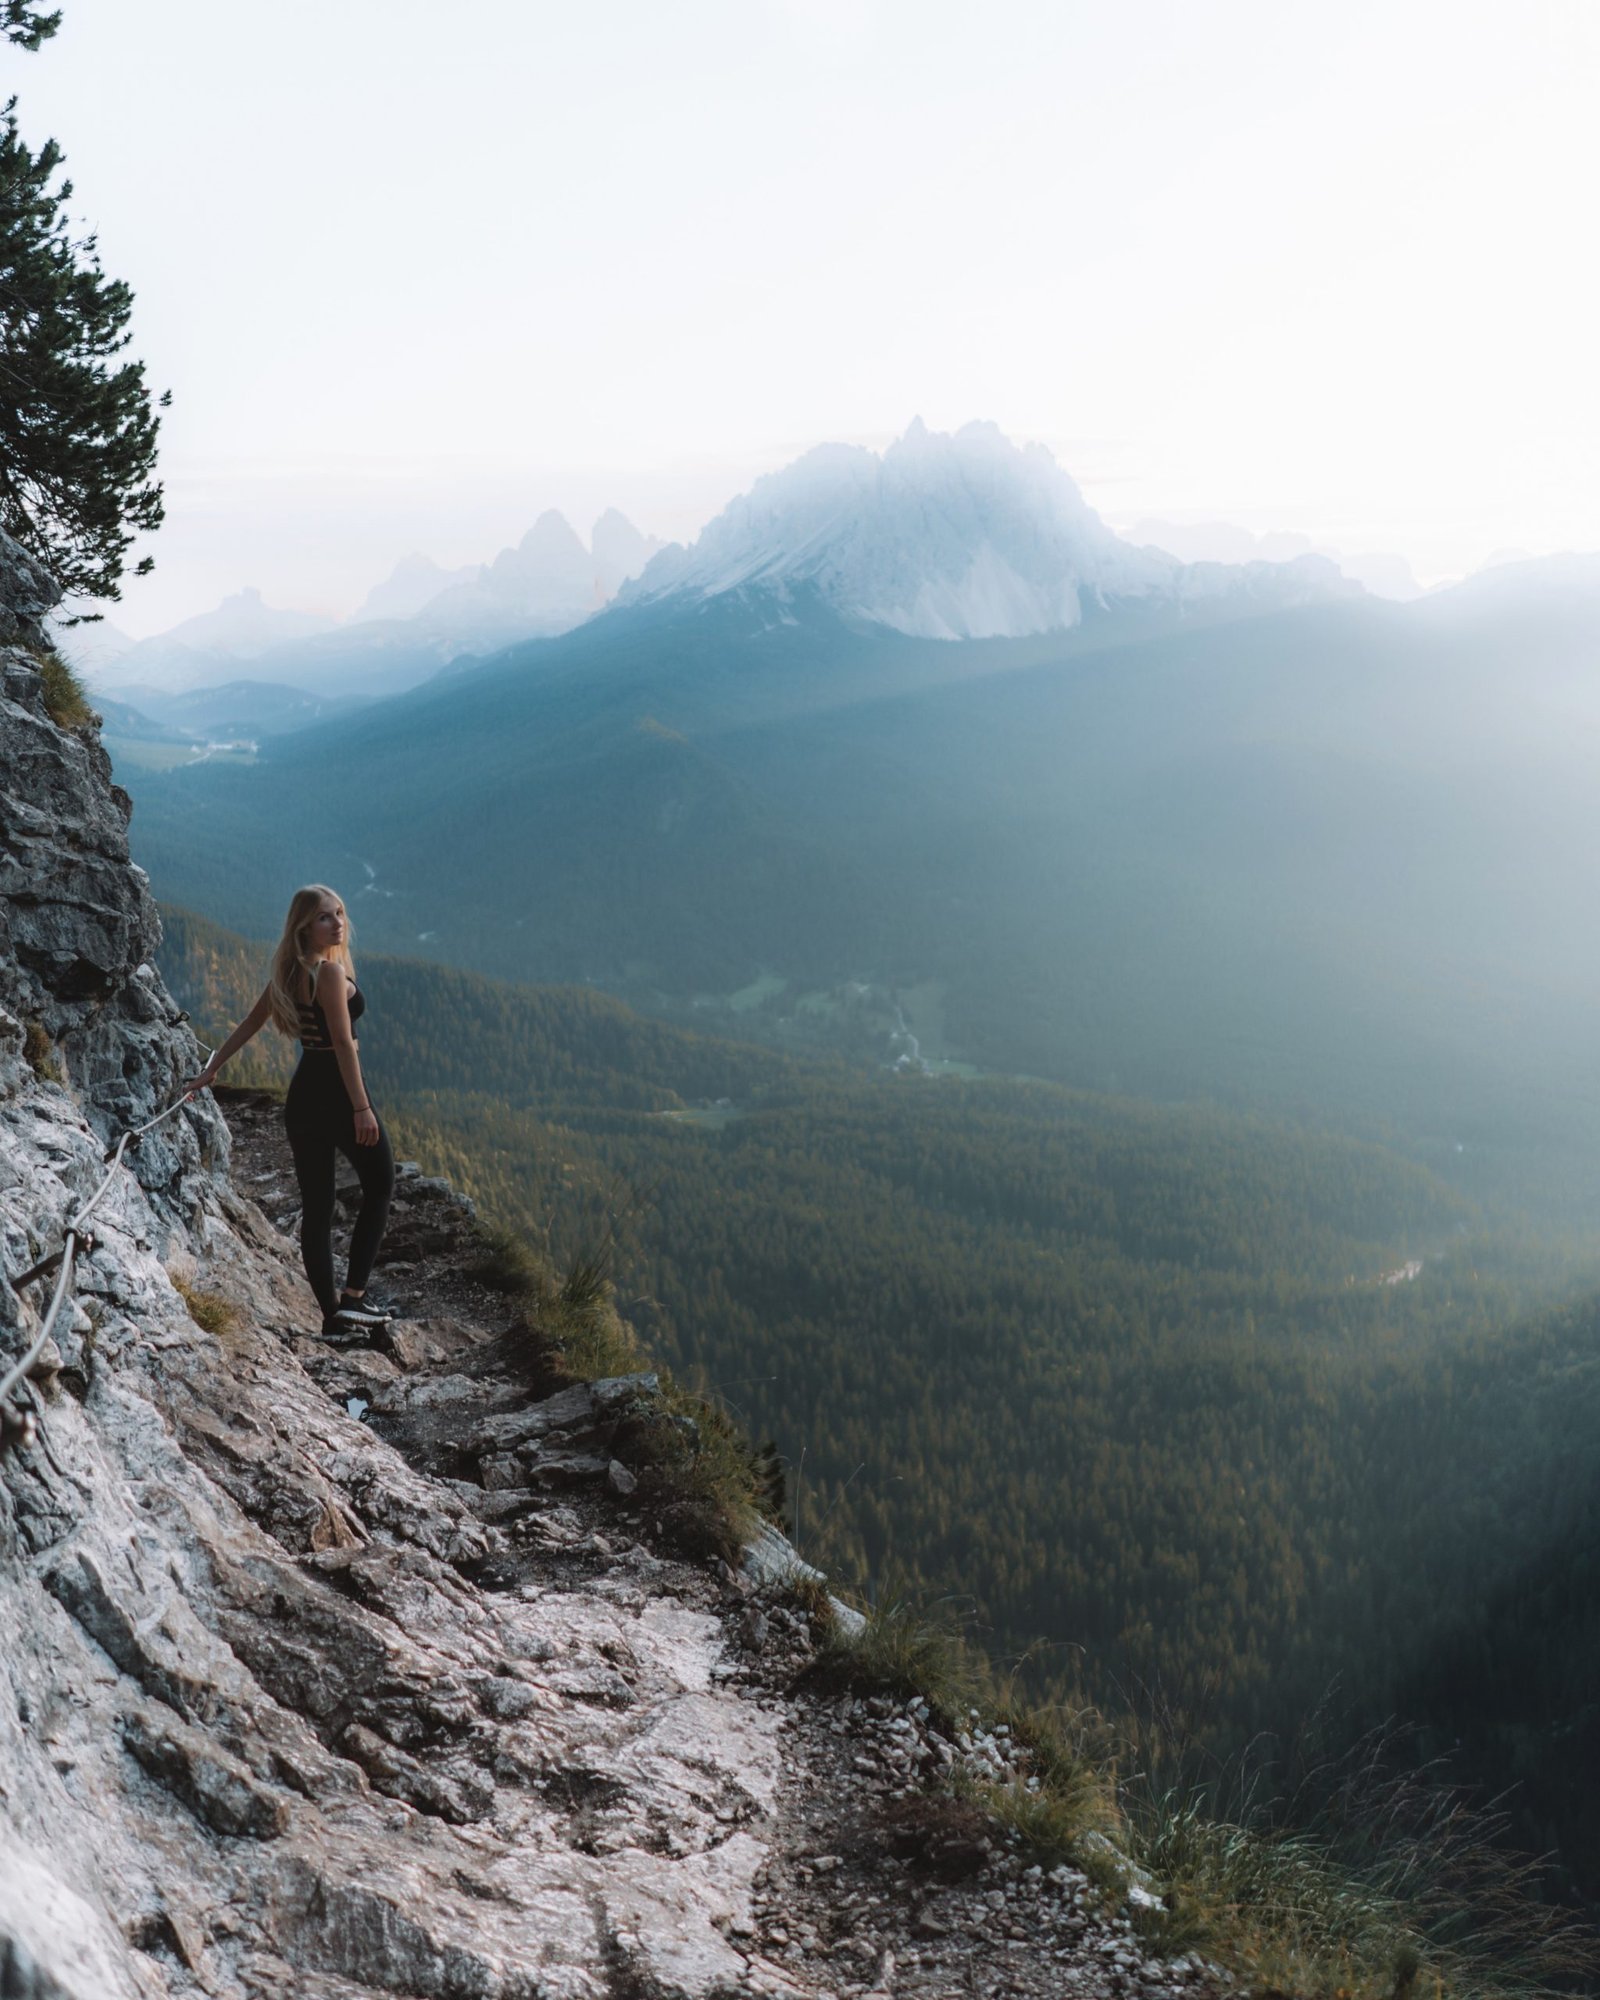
0, 536, 1197, 2000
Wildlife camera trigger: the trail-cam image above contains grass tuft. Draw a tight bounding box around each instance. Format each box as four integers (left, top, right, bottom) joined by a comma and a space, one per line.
1123, 1737, 1600, 2000
478, 1210, 775, 1562
30, 645, 94, 732
812, 1594, 987, 1726
980, 1700, 1124, 1873
171, 1275, 240, 1335
812, 1596, 1124, 1883
786, 1570, 839, 1636
22, 1019, 62, 1083
463, 1226, 546, 1297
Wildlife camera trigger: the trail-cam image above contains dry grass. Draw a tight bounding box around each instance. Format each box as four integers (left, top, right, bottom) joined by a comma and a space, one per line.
811, 1593, 987, 1725
979, 1699, 1125, 1883
170, 1275, 240, 1335
22, 1019, 62, 1083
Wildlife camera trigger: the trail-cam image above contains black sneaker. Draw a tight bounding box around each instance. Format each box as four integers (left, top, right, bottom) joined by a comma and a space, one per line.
321, 1304, 392, 1344
340, 1288, 397, 1318
336, 1296, 396, 1328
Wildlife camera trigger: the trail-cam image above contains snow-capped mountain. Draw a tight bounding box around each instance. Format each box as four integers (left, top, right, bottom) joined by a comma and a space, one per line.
624, 419, 1354, 640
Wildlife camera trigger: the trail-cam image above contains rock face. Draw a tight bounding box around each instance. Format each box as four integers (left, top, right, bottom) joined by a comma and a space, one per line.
0, 531, 58, 654
0, 542, 789, 1997
0, 536, 1202, 2000
0, 535, 222, 1194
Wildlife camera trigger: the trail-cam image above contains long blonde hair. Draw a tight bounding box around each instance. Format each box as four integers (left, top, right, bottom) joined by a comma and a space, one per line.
267, 884, 355, 1036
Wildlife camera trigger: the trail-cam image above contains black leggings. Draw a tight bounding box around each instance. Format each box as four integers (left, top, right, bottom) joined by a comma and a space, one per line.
283, 1054, 395, 1318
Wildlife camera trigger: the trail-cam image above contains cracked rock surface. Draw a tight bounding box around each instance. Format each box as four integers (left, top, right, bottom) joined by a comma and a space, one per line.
1, 553, 1218, 1999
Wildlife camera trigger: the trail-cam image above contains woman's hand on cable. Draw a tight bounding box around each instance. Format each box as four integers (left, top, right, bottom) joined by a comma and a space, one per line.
184, 1056, 221, 1095
354, 1106, 380, 1148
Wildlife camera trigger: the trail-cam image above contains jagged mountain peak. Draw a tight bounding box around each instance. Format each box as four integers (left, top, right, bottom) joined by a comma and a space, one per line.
592, 508, 666, 596
350, 550, 486, 625
623, 419, 1345, 642
517, 508, 589, 556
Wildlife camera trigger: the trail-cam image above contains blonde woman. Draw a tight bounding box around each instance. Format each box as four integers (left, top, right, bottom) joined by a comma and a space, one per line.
188, 885, 395, 1336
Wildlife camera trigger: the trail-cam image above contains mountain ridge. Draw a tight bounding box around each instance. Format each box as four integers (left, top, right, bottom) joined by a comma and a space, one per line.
71, 507, 664, 702
623, 419, 1357, 639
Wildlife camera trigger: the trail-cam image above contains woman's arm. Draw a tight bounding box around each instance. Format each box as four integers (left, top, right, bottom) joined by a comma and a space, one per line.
315, 960, 380, 1147
186, 987, 271, 1091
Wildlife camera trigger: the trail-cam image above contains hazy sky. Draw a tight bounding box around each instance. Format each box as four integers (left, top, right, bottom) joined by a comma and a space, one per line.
15, 0, 1600, 633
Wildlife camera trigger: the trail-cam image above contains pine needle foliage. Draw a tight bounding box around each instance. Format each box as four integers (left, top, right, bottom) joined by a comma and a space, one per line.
3, 4, 59, 51
0, 97, 165, 603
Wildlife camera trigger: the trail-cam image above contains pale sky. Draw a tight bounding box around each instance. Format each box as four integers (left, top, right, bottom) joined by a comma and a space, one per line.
14, 0, 1600, 634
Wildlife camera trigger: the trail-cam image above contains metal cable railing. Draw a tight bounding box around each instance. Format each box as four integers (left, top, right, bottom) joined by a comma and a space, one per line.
0, 1064, 213, 1446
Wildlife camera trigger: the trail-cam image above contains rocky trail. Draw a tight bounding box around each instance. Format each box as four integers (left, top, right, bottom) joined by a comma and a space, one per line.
204, 1090, 1213, 2000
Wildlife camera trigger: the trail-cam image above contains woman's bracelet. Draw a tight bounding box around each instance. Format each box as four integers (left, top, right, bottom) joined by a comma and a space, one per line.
353, 1102, 373, 1113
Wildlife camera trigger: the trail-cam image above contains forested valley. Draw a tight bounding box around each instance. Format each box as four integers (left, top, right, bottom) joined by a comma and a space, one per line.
161, 906, 1600, 1904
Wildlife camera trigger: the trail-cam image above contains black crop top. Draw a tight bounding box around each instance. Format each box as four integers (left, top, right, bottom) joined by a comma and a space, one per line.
297, 969, 365, 1050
